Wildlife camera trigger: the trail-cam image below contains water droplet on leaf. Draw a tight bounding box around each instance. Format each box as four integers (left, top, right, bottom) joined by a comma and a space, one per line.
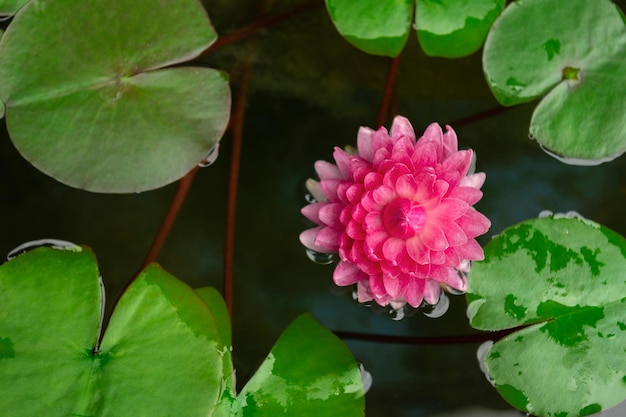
390, 307, 405, 321
423, 292, 450, 318
305, 248, 334, 265
476, 341, 495, 386
7, 238, 81, 260
358, 362, 373, 394
198, 143, 220, 167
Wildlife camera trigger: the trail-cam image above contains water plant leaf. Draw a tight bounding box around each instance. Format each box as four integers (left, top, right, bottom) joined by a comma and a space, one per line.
0, 246, 224, 417
223, 313, 365, 416
0, 0, 231, 192
415, 0, 504, 58
195, 286, 236, 403
0, 0, 28, 15
467, 216, 626, 417
0, 248, 364, 416
483, 0, 626, 164
325, 0, 413, 57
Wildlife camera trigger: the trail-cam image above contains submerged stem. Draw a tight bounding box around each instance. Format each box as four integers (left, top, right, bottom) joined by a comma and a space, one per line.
334, 328, 517, 345
224, 62, 253, 319
377, 53, 402, 128
140, 167, 199, 269
201, 1, 320, 56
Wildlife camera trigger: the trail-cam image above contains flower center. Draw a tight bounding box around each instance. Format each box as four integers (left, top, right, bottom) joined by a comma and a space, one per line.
382, 197, 426, 239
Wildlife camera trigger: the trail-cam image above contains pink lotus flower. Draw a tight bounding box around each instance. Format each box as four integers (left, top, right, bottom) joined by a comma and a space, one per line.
300, 116, 490, 310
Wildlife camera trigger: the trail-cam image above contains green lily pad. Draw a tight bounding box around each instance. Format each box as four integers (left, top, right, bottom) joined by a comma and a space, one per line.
0, 246, 224, 417
483, 0, 626, 164
0, 0, 231, 192
467, 216, 626, 417
325, 0, 413, 57
0, 0, 28, 15
415, 0, 504, 58
195, 286, 236, 407
225, 314, 365, 416
193, 289, 365, 416
0, 247, 364, 416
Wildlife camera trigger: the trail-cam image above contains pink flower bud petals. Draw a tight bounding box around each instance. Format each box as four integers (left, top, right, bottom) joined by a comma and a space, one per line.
365, 231, 387, 261
301, 202, 324, 224
431, 266, 467, 292
420, 224, 449, 251
440, 220, 468, 247
441, 149, 473, 179
383, 273, 405, 298
305, 179, 326, 203
299, 227, 333, 253
357, 127, 375, 161
457, 209, 491, 239
339, 233, 353, 261
448, 186, 483, 205
372, 184, 395, 206
382, 237, 407, 266
423, 279, 441, 305
372, 127, 392, 153
405, 279, 426, 307
318, 203, 343, 228
460, 172, 486, 189
363, 211, 384, 233
339, 206, 352, 225
368, 274, 388, 298
313, 227, 341, 252
444, 247, 461, 268
432, 179, 450, 201
346, 183, 365, 204
363, 172, 382, 190
395, 174, 418, 199
332, 147, 352, 178
412, 142, 438, 169
442, 125, 458, 158
436, 198, 470, 221
391, 136, 417, 161
361, 191, 381, 212
421, 123, 444, 157
390, 116, 416, 141
333, 261, 364, 286
346, 220, 366, 240
314, 160, 342, 180
356, 281, 374, 303
351, 203, 368, 223
300, 117, 491, 310
429, 250, 446, 265
455, 239, 485, 261
406, 236, 430, 265
320, 179, 342, 203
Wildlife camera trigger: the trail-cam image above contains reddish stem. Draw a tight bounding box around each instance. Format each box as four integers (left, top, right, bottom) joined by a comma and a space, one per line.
223, 65, 253, 319
450, 105, 514, 128
334, 327, 517, 345
200, 1, 321, 56
141, 166, 199, 269
377, 53, 402, 127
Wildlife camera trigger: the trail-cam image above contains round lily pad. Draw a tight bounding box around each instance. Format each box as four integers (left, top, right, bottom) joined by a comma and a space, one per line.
415, 0, 504, 58
467, 216, 626, 417
483, 0, 626, 164
0, 246, 225, 417
325, 0, 413, 57
0, 0, 231, 192
227, 314, 365, 416
0, 0, 29, 16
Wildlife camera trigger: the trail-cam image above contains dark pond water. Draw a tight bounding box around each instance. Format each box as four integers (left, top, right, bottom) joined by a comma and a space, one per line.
1, 1, 626, 416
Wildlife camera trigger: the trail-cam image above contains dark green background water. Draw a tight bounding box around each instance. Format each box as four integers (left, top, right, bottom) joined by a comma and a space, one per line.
1, 1, 625, 415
